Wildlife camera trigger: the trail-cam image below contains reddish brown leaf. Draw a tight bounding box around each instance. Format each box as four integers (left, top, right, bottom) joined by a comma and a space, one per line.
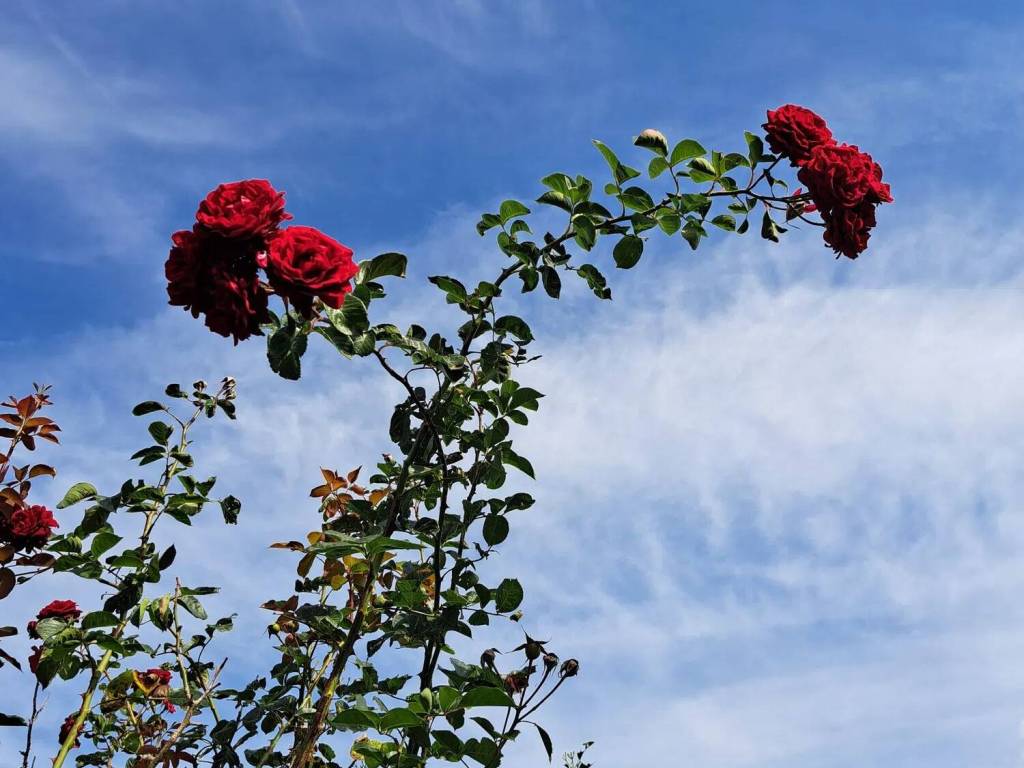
0, 568, 14, 599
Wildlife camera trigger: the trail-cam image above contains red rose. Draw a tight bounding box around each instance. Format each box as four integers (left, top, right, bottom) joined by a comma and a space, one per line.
28, 645, 42, 674
201, 257, 269, 342
58, 713, 82, 748
195, 179, 291, 239
144, 668, 173, 686
823, 203, 877, 259
797, 143, 892, 259
763, 105, 835, 166
37, 599, 81, 621
165, 229, 269, 343
265, 226, 358, 318
3, 505, 58, 550
798, 143, 892, 210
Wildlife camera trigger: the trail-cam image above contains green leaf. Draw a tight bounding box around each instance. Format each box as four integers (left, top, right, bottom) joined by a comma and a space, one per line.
533, 723, 554, 762
220, 495, 241, 525
34, 617, 69, 641
656, 211, 681, 236
438, 686, 461, 712
338, 294, 370, 334
576, 264, 611, 300
613, 235, 643, 269
744, 131, 765, 165
378, 708, 423, 730
147, 421, 173, 445
482, 515, 509, 546
476, 213, 502, 236
358, 252, 408, 283
535, 191, 573, 213
618, 186, 654, 212
671, 139, 706, 165
459, 686, 515, 709
179, 595, 207, 621
333, 708, 380, 730
494, 578, 523, 612
687, 157, 718, 183
57, 482, 98, 510
648, 156, 670, 179
592, 140, 639, 186
90, 532, 121, 558
267, 319, 308, 381
429, 275, 468, 303
760, 211, 785, 243
499, 200, 530, 223
573, 216, 596, 251
541, 173, 573, 195
494, 316, 533, 343
131, 401, 163, 416
711, 214, 737, 232
158, 544, 176, 570
502, 450, 534, 479
81, 611, 119, 630
540, 267, 561, 299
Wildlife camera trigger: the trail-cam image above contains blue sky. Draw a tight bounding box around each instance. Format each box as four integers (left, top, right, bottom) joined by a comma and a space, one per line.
4, 2, 1024, 766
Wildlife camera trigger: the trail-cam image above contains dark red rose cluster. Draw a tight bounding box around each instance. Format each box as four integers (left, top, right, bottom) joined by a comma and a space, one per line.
764, 105, 892, 259
166, 180, 358, 342
0, 504, 57, 551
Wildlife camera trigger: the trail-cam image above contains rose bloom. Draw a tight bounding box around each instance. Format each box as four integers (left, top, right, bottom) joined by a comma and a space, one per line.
37, 599, 82, 621
3, 505, 58, 550
763, 105, 834, 166
797, 143, 892, 259
195, 179, 291, 239
165, 229, 269, 343
823, 203, 877, 259
143, 668, 173, 686
265, 226, 358, 318
798, 143, 892, 210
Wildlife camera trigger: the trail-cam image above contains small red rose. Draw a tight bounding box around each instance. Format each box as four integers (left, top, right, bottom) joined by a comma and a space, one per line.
2, 505, 58, 551
265, 226, 359, 318
144, 667, 173, 686
763, 105, 835, 166
195, 179, 291, 239
37, 599, 82, 621
823, 203, 877, 259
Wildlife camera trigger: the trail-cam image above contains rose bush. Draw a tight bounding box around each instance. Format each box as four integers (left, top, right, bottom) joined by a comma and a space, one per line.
3, 106, 892, 768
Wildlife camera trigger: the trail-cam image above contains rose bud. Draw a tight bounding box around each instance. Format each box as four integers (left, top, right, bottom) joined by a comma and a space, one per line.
543, 652, 559, 671
524, 639, 543, 661
559, 658, 579, 679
